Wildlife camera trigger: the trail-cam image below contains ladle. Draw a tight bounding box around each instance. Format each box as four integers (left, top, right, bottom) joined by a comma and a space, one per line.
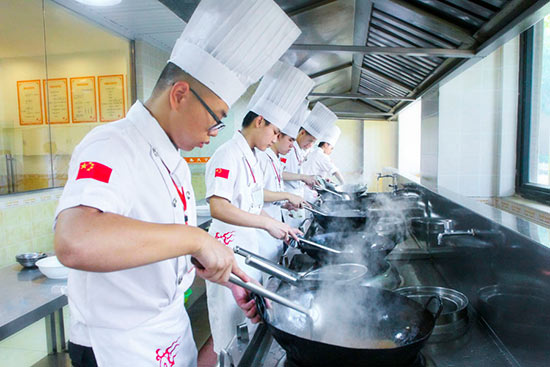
295, 237, 342, 254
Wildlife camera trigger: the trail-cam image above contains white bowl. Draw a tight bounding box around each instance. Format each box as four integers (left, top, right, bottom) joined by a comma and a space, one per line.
35, 256, 69, 279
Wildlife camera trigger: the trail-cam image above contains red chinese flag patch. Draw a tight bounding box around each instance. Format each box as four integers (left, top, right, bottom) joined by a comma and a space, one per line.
280, 157, 287, 163
214, 168, 229, 179
76, 161, 112, 183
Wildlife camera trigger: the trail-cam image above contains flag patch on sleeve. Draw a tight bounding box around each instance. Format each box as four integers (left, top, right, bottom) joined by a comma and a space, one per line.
214, 168, 230, 179
76, 161, 112, 183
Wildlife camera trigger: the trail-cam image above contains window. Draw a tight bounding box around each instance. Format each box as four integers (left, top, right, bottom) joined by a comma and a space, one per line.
517, 16, 550, 205
0, 0, 132, 195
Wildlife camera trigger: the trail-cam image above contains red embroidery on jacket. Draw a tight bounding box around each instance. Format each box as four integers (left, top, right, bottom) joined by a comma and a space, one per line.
215, 231, 235, 245
155, 337, 180, 367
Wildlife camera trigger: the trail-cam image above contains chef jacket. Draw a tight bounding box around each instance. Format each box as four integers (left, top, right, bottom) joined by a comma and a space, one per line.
302, 147, 338, 179
54, 101, 197, 367
257, 147, 284, 221
280, 140, 307, 195
204, 131, 265, 353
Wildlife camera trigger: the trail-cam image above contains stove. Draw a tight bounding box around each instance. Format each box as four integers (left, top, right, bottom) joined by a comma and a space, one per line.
219, 215, 520, 367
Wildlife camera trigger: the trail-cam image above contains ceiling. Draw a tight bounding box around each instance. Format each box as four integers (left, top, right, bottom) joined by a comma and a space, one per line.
51, 0, 550, 120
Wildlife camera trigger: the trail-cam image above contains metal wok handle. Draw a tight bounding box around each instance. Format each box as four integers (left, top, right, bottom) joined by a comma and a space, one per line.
234, 246, 301, 285
303, 204, 328, 216
424, 295, 444, 320
297, 237, 342, 254
228, 274, 311, 317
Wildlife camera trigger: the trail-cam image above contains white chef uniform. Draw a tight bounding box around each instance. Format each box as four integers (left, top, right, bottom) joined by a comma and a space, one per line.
257, 147, 285, 263
205, 131, 265, 353
303, 146, 338, 179
54, 101, 198, 367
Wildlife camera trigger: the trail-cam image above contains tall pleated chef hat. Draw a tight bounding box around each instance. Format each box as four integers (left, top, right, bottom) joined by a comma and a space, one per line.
169, 0, 301, 107
302, 102, 337, 139
281, 99, 310, 139
322, 125, 341, 146
247, 61, 314, 131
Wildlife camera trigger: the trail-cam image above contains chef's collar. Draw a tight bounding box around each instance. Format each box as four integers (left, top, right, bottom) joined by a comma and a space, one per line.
234, 131, 257, 166
293, 140, 305, 156
128, 101, 183, 173
266, 146, 278, 161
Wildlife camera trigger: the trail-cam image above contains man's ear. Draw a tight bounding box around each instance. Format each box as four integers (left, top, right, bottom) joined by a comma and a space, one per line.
169, 81, 191, 110
254, 115, 264, 128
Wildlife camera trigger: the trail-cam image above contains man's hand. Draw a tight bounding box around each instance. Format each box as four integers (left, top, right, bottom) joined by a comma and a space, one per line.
286, 193, 307, 209
301, 174, 318, 187
191, 236, 250, 284
263, 217, 303, 241
228, 281, 262, 323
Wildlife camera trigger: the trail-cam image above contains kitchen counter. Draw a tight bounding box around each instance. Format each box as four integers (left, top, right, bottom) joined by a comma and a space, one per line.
0, 264, 67, 354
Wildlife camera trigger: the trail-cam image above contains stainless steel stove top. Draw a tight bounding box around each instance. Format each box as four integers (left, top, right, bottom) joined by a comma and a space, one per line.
220, 218, 520, 367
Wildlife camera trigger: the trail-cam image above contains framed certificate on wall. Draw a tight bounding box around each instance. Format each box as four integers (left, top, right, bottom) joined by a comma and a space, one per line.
17, 80, 43, 125
98, 74, 125, 122
43, 78, 70, 124
70, 76, 97, 123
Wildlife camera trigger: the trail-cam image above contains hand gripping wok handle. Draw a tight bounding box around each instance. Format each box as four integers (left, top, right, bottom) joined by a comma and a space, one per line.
228, 274, 310, 317
234, 247, 300, 285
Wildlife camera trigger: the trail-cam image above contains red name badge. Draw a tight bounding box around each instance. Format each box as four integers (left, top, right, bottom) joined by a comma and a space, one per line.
215, 168, 229, 179
76, 161, 112, 183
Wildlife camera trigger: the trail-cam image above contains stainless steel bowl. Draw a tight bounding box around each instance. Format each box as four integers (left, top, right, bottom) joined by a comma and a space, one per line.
16, 252, 47, 268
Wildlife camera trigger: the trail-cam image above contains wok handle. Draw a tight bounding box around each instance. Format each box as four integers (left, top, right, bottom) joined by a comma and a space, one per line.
303, 205, 328, 217
297, 237, 342, 254
234, 246, 301, 285
424, 295, 444, 320
228, 274, 311, 317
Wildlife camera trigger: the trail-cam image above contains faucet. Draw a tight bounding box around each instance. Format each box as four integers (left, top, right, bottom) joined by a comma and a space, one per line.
437, 229, 477, 246
377, 173, 398, 193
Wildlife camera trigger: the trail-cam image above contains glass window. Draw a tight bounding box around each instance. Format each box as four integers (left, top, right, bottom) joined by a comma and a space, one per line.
518, 16, 550, 204
0, 0, 132, 195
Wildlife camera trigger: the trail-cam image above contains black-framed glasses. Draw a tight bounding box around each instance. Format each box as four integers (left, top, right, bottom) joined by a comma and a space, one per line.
189, 87, 225, 132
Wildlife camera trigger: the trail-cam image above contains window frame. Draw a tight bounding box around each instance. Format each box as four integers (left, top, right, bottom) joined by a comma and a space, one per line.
516, 25, 550, 205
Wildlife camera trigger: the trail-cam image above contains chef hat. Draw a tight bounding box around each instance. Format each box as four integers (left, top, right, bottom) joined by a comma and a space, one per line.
281, 99, 310, 139
302, 102, 337, 139
322, 125, 341, 146
169, 0, 300, 107
248, 62, 314, 131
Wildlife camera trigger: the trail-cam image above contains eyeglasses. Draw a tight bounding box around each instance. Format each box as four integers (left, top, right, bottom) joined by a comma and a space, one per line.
189, 87, 225, 132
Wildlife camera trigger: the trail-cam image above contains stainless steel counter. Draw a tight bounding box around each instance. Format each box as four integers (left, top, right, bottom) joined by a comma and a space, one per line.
0, 264, 67, 353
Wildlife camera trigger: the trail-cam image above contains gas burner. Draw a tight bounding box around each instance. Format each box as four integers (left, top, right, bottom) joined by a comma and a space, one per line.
276, 352, 435, 367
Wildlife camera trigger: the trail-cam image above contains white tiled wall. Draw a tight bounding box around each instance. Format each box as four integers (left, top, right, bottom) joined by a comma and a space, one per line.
437, 36, 519, 197
134, 40, 170, 102
420, 90, 439, 187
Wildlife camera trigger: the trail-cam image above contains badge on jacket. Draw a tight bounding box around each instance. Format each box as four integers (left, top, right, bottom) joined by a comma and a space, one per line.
76, 161, 112, 183
215, 168, 230, 179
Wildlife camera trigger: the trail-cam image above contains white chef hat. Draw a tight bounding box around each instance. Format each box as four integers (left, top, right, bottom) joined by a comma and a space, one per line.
281, 99, 310, 139
302, 102, 337, 139
322, 125, 341, 146
248, 62, 314, 131
169, 0, 300, 107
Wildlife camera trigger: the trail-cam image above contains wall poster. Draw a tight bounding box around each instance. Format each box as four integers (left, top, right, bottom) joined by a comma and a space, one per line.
43, 78, 70, 124
17, 80, 43, 125
70, 76, 97, 123
98, 74, 125, 122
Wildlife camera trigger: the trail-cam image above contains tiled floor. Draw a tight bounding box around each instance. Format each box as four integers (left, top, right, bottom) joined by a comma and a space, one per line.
0, 307, 70, 367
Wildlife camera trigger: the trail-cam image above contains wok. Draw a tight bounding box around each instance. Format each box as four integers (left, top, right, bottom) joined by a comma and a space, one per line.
305, 204, 369, 230
295, 232, 396, 269
256, 284, 443, 367
234, 246, 368, 287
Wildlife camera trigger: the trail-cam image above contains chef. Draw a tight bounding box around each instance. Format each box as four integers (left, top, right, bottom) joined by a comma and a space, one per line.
52, 1, 299, 366
204, 60, 311, 354
251, 63, 314, 263
280, 102, 337, 226
303, 125, 345, 185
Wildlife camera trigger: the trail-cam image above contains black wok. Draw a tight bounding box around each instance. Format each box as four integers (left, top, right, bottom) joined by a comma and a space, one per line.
296, 232, 396, 269
256, 285, 442, 367
305, 205, 370, 230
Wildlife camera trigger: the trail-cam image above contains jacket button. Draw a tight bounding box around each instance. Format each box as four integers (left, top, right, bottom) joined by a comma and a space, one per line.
177, 275, 183, 284
172, 198, 177, 207
186, 191, 191, 200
